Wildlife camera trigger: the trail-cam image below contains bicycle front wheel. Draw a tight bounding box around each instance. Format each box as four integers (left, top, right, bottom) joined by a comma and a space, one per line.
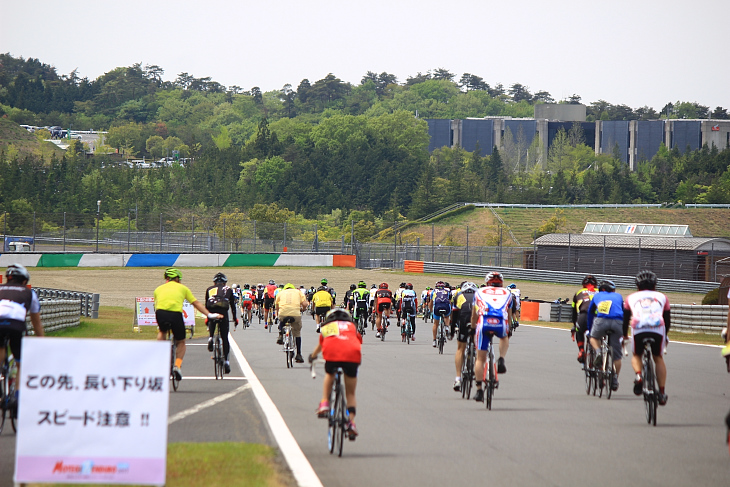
170, 340, 180, 392
335, 392, 346, 457
328, 384, 340, 454
214, 338, 222, 380
605, 350, 614, 400
486, 352, 495, 410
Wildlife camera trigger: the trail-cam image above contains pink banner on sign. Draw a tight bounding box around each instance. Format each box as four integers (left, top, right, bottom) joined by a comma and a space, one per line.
15, 456, 165, 484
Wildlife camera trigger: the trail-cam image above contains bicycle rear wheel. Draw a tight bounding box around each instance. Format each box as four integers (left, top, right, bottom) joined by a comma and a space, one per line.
605, 349, 614, 400
643, 355, 656, 425
463, 345, 474, 399
328, 384, 340, 454
336, 391, 346, 457
170, 339, 180, 392
438, 325, 445, 354
486, 351, 494, 411
213, 337, 222, 380
0, 370, 7, 434
584, 345, 593, 396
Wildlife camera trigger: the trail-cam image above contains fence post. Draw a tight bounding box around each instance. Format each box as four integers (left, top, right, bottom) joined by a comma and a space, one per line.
127, 212, 130, 252
222, 218, 226, 252
253, 220, 256, 253
417, 237, 420, 261
2, 212, 5, 242
314, 223, 318, 252
191, 215, 195, 252
159, 213, 163, 252
674, 240, 677, 280
602, 235, 606, 275
393, 220, 397, 269
711, 243, 715, 282
283, 221, 287, 250
567, 233, 571, 272
351, 219, 354, 254
638, 238, 641, 273
466, 225, 469, 264
341, 235, 345, 253
32, 212, 36, 251
63, 212, 66, 252
432, 224, 435, 262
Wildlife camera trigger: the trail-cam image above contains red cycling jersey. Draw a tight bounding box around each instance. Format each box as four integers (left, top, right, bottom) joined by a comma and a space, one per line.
319, 320, 362, 363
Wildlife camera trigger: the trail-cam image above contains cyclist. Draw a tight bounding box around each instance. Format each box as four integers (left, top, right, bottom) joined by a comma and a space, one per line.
155, 268, 222, 380
421, 286, 432, 320
431, 281, 452, 348
275, 283, 308, 362
449, 282, 464, 339
263, 280, 277, 329
0, 264, 44, 412
343, 284, 356, 314
240, 284, 255, 326
352, 281, 370, 333
400, 283, 418, 340
586, 280, 624, 391
312, 280, 334, 330
205, 272, 238, 374
374, 282, 395, 338
623, 270, 670, 405
368, 284, 378, 330
452, 282, 478, 392
507, 283, 521, 327
255, 284, 265, 318
230, 284, 241, 329
321, 278, 336, 303
394, 282, 406, 327
471, 272, 512, 402
309, 308, 362, 440
572, 275, 598, 363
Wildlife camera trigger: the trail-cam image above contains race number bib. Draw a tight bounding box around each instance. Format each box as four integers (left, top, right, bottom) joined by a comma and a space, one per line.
320, 322, 341, 337
596, 300, 612, 315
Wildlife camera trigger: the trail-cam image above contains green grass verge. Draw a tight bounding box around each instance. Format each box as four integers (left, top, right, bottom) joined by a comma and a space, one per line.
28, 442, 288, 487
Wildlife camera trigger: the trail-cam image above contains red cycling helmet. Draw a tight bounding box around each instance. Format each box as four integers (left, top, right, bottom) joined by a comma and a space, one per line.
379, 282, 389, 289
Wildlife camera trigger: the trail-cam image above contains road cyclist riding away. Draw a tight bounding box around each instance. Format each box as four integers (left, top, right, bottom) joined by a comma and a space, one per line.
263, 280, 277, 329
0, 264, 45, 417
239, 284, 255, 328
343, 284, 356, 315
154, 268, 223, 381
572, 275, 598, 364
452, 281, 478, 392
421, 286, 432, 322
351, 281, 370, 335
507, 283, 521, 331
431, 281, 452, 348
374, 283, 395, 339
309, 308, 363, 440
275, 283, 309, 363
394, 283, 406, 327
368, 285, 378, 329
586, 280, 624, 392
471, 272, 512, 402
205, 272, 238, 375
255, 284, 265, 320
229, 283, 241, 329
312, 279, 335, 332
623, 270, 670, 406
400, 283, 418, 341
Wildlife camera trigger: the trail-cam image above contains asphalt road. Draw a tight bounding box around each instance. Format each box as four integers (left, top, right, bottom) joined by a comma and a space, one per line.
2, 313, 729, 487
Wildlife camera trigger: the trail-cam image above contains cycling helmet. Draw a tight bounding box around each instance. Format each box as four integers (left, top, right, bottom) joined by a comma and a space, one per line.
6, 264, 29, 282
358, 281, 366, 288
582, 275, 598, 287
213, 272, 227, 283
321, 278, 328, 285
461, 282, 478, 293
284, 283, 295, 290
406, 283, 413, 290
269, 279, 275, 285
350, 284, 356, 291
486, 272, 504, 287
635, 270, 658, 290
379, 282, 388, 289
507, 283, 516, 289
244, 284, 250, 289
435, 281, 445, 288
598, 280, 616, 292
323, 308, 353, 324
231, 283, 240, 289
444, 282, 451, 289
278, 284, 284, 288
400, 282, 406, 288
164, 267, 182, 280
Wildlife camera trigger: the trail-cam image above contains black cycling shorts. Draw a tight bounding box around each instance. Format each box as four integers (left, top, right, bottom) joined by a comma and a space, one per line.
156, 310, 186, 341
315, 306, 331, 317
324, 361, 360, 378
263, 297, 274, 310
0, 329, 23, 361
378, 302, 391, 312
633, 332, 664, 356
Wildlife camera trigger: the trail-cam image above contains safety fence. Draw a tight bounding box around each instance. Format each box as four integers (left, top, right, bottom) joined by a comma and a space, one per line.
670, 304, 727, 333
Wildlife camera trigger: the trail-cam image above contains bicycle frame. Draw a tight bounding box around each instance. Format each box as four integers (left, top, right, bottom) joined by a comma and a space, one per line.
642, 339, 658, 426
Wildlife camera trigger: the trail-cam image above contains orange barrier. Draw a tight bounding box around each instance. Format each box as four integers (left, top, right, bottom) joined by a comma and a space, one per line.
333, 255, 356, 267
521, 301, 539, 321
403, 260, 425, 273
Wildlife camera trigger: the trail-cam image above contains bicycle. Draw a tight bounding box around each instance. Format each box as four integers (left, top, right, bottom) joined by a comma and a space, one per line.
354, 308, 367, 336
423, 303, 432, 323
0, 337, 18, 434
583, 331, 597, 396
641, 338, 658, 426
401, 309, 415, 344
211, 319, 225, 380
380, 315, 389, 341
436, 310, 448, 354
369, 308, 377, 330
509, 316, 519, 337
311, 359, 350, 457
281, 317, 296, 369
482, 331, 499, 410
461, 333, 476, 400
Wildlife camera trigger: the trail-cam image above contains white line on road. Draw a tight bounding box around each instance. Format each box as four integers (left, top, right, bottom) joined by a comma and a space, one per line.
522, 324, 723, 348
168, 383, 252, 425
180, 376, 249, 380
228, 333, 324, 487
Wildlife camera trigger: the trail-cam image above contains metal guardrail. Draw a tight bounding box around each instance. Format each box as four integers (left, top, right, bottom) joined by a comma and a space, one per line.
418, 262, 719, 294
34, 288, 100, 318
670, 304, 727, 333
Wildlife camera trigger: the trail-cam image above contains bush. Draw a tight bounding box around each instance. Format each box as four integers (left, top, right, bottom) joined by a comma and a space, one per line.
702, 288, 719, 305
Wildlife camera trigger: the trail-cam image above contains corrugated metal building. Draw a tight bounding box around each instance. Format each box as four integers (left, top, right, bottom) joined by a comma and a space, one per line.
532, 223, 730, 282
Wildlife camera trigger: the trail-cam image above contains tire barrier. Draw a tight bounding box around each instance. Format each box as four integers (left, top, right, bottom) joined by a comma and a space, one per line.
670, 304, 728, 333
34, 288, 99, 318
25, 299, 81, 334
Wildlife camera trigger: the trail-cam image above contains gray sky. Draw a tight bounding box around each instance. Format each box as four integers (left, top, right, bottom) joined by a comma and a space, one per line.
2, 0, 728, 111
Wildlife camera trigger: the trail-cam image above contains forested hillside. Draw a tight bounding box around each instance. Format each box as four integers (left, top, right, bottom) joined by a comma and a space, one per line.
1, 53, 730, 243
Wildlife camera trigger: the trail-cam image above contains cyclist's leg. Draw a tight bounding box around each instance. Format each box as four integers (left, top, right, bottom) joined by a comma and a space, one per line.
342, 364, 359, 422
220, 319, 231, 360
290, 316, 303, 358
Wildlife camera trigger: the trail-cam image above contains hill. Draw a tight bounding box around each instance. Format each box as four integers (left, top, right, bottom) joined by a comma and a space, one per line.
0, 118, 63, 159
401, 206, 730, 247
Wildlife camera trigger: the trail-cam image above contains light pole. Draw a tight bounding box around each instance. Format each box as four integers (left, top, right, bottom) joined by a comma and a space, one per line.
96, 200, 101, 252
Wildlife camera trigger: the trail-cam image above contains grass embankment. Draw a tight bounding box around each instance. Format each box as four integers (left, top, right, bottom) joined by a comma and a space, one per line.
44, 307, 290, 487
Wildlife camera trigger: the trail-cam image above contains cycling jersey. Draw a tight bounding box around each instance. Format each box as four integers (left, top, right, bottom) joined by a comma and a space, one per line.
401, 289, 417, 314
431, 287, 452, 317
0, 284, 40, 332
241, 289, 254, 302
265, 284, 277, 299
375, 289, 394, 310
572, 287, 596, 323
587, 291, 624, 330
275, 288, 307, 317
624, 290, 670, 336
319, 320, 362, 363
312, 288, 334, 308
154, 280, 198, 313
353, 288, 370, 308
473, 286, 512, 343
